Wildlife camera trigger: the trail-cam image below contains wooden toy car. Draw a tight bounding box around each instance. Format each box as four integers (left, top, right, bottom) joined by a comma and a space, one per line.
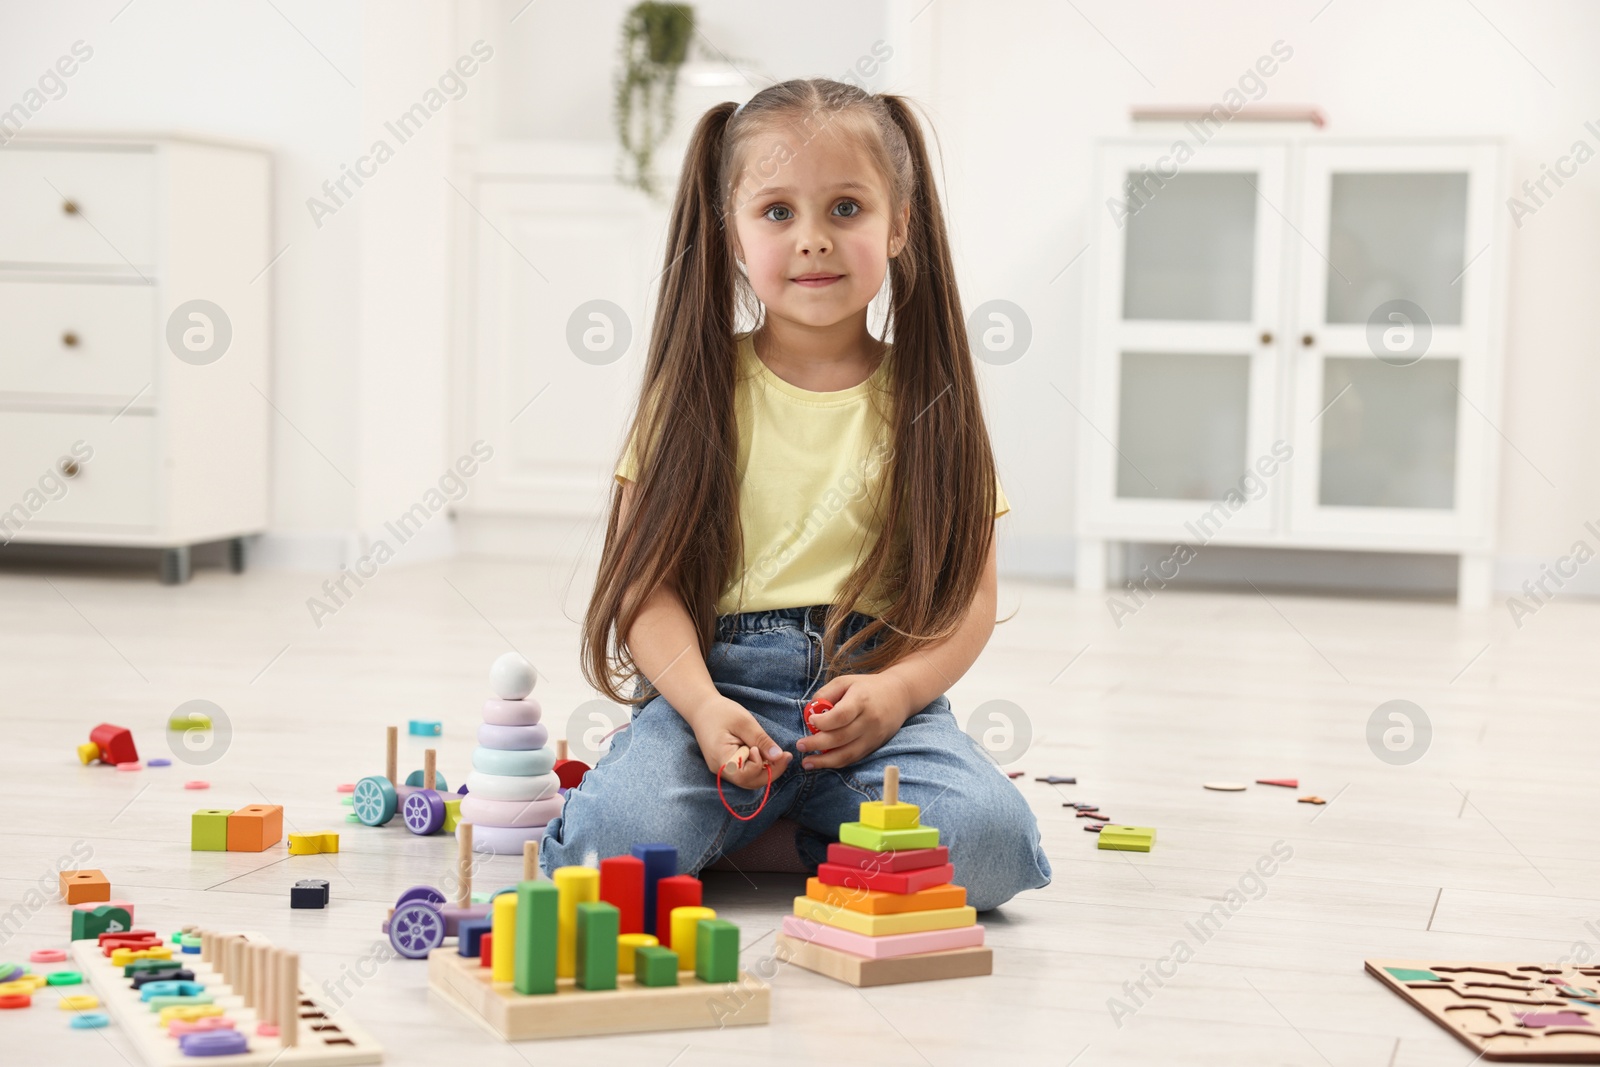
383, 825, 504, 958
352, 728, 463, 835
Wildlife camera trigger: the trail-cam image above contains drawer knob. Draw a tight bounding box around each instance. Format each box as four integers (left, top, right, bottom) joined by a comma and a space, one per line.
1301, 333, 1316, 347
1259, 331, 1274, 345
62, 331, 79, 348
60, 459, 81, 479
62, 199, 80, 215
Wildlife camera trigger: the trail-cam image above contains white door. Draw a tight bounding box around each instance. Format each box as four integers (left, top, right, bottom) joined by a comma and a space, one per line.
1080, 142, 1290, 543
1287, 143, 1502, 550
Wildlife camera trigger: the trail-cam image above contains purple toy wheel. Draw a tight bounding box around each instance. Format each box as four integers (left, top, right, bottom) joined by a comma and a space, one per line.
395, 884, 446, 908
388, 900, 446, 959
403, 790, 446, 835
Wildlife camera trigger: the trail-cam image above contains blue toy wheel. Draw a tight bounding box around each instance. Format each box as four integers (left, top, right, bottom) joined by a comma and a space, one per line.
404, 768, 449, 792
388, 900, 446, 958
352, 776, 398, 826
403, 790, 446, 835
396, 884, 446, 908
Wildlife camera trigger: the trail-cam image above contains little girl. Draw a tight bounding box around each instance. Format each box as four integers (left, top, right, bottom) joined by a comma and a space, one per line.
540, 78, 1050, 911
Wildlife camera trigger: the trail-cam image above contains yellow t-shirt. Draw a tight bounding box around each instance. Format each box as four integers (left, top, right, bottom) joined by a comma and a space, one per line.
615, 332, 1009, 615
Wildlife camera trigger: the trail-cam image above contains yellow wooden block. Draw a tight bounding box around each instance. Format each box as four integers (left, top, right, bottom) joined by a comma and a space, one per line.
110, 946, 171, 967
792, 896, 976, 938
859, 800, 920, 830
288, 832, 321, 855
491, 892, 517, 984
442, 797, 462, 834
553, 866, 599, 979
668, 906, 715, 972
58, 994, 99, 1011
617, 932, 658, 973
77, 742, 100, 765
158, 1003, 224, 1024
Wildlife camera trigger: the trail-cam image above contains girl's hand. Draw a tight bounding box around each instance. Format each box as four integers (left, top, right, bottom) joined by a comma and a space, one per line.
685, 694, 792, 790
796, 673, 916, 770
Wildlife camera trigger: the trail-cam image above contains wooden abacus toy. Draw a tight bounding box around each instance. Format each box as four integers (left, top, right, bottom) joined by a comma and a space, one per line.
776, 765, 993, 987
350, 729, 461, 836
427, 842, 770, 1040
69, 928, 382, 1064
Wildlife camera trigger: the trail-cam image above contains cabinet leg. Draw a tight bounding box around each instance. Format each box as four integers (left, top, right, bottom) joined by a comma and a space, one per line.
1458, 552, 1492, 609
227, 537, 246, 574
160, 546, 192, 585
1076, 537, 1107, 592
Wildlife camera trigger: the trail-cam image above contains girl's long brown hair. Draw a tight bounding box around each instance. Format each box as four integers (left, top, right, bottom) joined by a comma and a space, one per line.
581, 78, 999, 706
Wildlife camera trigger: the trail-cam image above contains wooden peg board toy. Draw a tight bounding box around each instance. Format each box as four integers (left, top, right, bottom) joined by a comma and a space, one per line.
776, 766, 993, 987
70, 929, 382, 1065
1366, 958, 1600, 1061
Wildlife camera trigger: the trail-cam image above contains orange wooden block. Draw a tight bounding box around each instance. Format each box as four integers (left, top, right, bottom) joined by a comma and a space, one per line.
805, 878, 967, 916
60, 870, 111, 905
226, 804, 283, 852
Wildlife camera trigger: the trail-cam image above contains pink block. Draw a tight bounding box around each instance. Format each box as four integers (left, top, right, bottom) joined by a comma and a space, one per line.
482, 698, 542, 726
459, 794, 563, 828
780, 914, 985, 959
73, 900, 135, 921
168, 1017, 236, 1036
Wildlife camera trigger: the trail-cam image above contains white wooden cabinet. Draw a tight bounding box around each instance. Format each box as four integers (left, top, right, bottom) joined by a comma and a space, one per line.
0, 133, 271, 582
1076, 130, 1507, 606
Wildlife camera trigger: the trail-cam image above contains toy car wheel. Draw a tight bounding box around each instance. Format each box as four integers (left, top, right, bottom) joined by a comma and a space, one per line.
388, 900, 446, 959
352, 775, 398, 826
402, 790, 446, 835
404, 768, 449, 792
395, 884, 446, 908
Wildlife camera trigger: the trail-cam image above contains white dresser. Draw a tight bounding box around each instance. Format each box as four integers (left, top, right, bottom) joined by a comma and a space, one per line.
0, 133, 271, 582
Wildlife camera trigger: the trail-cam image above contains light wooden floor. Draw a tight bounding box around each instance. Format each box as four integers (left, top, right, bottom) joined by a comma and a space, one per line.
3, 555, 1596, 1066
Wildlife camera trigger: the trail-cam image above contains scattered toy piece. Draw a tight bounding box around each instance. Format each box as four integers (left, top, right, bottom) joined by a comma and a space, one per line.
116, 762, 141, 772
168, 709, 212, 731
1035, 775, 1076, 785
225, 804, 284, 852
288, 832, 340, 856
291, 879, 330, 909
46, 971, 83, 986
256, 1022, 279, 1036
0, 994, 30, 1009
1256, 778, 1298, 788
1077, 812, 1109, 821
1098, 825, 1156, 852
88, 724, 137, 766
1298, 795, 1327, 805
76, 743, 100, 765
59, 870, 110, 905
1072, 804, 1098, 810
147, 758, 171, 767
57, 994, 99, 1011
183, 781, 209, 790
1203, 782, 1247, 791
29, 950, 67, 964
1006, 770, 1025, 779
69, 1010, 110, 1028
409, 720, 442, 736
336, 783, 356, 793
1083, 823, 1103, 833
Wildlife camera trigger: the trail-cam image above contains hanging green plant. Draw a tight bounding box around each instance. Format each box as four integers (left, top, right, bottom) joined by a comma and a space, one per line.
613, 2, 696, 198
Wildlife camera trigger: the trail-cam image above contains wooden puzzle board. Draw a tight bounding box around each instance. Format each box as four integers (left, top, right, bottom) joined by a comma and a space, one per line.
427, 946, 769, 1040
1366, 958, 1600, 1062
71, 935, 383, 1066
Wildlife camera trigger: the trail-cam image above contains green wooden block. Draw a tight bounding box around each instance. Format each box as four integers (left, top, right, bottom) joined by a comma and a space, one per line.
71, 905, 132, 941
513, 880, 559, 995
694, 918, 739, 984
190, 809, 232, 851
123, 959, 179, 978
838, 821, 940, 852
145, 993, 214, 1011
1097, 825, 1156, 852
575, 901, 619, 991
635, 945, 679, 987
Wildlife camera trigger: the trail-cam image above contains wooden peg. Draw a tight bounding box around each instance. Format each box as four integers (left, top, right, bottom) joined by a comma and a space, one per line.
261, 947, 276, 1027
424, 748, 437, 791
884, 765, 899, 806
523, 839, 540, 882
279, 950, 299, 1048
557, 738, 568, 761
457, 823, 474, 907
385, 726, 398, 786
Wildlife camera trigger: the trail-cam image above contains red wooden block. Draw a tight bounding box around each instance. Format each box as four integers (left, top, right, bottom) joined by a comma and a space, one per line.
480, 933, 492, 969
654, 875, 702, 948
89, 723, 137, 765
816, 861, 956, 896
59, 869, 111, 904
552, 758, 590, 790
100, 937, 162, 956
599, 855, 645, 936
97, 929, 156, 946
826, 843, 949, 874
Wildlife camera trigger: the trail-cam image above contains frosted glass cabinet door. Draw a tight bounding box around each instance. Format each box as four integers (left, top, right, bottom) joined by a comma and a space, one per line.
1324, 172, 1468, 327
1122, 172, 1258, 322
1116, 351, 1251, 500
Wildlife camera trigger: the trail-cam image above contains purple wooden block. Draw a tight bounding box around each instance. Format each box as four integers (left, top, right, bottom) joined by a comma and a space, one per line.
179, 1029, 250, 1055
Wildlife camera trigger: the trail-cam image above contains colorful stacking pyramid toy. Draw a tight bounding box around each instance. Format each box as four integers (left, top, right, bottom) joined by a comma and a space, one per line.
777, 765, 993, 986
461, 653, 565, 855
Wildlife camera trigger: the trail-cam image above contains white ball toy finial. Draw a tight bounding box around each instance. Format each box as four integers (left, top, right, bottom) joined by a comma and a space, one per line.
489, 652, 537, 700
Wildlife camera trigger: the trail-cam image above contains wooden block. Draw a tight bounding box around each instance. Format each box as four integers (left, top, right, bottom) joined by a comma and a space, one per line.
805, 877, 966, 915
491, 893, 517, 984
634, 945, 678, 987
668, 906, 716, 972
427, 948, 768, 1040
630, 844, 677, 936
792, 897, 976, 938
457, 917, 492, 959
287, 832, 339, 856
826, 843, 948, 872
552, 866, 598, 979
780, 914, 985, 959
70, 906, 132, 942
441, 797, 462, 834
617, 933, 658, 974
575, 902, 619, 991
290, 879, 329, 908
89, 723, 137, 765
599, 855, 646, 935
838, 821, 939, 852
695, 919, 739, 984
816, 861, 956, 896
1097, 825, 1156, 852
776, 933, 992, 987
109, 946, 172, 968
226, 804, 283, 852
514, 880, 559, 994
59, 869, 110, 905
193, 809, 234, 852
655, 875, 702, 947
858, 800, 921, 830
77, 742, 100, 765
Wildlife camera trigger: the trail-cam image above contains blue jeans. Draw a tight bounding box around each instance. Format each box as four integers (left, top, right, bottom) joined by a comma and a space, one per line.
541, 605, 1051, 911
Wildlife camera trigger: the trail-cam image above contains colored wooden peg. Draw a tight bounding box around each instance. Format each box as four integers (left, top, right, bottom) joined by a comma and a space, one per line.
599, 855, 645, 935
552, 866, 599, 979
617, 933, 657, 974
634, 945, 678, 987
513, 880, 559, 995
59, 870, 110, 905
631, 844, 677, 936
575, 901, 619, 990
386, 725, 399, 786
668, 906, 716, 972
491, 892, 517, 984
655, 876, 702, 947
695, 919, 739, 983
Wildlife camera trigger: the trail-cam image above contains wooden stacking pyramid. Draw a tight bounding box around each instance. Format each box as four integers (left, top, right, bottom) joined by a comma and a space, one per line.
777, 766, 993, 987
